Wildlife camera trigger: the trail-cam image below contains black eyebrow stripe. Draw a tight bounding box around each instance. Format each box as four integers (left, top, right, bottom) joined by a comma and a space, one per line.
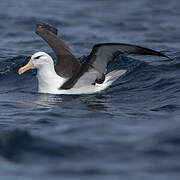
34, 55, 44, 59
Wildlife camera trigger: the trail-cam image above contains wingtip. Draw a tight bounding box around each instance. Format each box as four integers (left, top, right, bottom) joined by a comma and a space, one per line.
35, 21, 58, 35
158, 52, 170, 59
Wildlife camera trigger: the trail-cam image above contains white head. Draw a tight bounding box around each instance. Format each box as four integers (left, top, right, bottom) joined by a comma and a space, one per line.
18, 52, 54, 74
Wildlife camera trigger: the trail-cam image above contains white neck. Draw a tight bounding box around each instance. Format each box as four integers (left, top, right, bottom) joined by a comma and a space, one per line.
36, 63, 66, 93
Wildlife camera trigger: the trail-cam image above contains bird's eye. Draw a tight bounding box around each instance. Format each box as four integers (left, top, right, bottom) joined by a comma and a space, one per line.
34, 55, 43, 60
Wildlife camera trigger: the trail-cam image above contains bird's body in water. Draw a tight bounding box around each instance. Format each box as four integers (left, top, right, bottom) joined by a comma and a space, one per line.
19, 52, 127, 94
18, 22, 168, 95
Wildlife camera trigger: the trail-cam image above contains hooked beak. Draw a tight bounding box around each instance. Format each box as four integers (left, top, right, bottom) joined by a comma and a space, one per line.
18, 59, 34, 75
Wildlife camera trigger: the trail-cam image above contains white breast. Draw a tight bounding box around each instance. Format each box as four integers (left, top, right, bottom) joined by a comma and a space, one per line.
37, 65, 67, 94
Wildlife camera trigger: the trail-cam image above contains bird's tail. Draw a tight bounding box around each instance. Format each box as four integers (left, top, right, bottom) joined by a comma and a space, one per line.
105, 70, 127, 83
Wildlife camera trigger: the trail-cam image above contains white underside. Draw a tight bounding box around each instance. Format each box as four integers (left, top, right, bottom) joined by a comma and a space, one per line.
37, 70, 127, 95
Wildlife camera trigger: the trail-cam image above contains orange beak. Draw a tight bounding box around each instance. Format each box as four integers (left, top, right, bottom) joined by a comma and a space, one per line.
18, 59, 34, 75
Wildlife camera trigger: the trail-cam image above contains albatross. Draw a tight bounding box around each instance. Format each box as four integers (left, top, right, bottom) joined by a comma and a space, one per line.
18, 22, 168, 94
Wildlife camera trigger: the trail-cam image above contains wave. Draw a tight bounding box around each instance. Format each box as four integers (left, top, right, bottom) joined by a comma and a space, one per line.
0, 55, 180, 97
0, 55, 29, 76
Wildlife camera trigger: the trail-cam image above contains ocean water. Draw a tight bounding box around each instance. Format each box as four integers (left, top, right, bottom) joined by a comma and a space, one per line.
0, 0, 180, 180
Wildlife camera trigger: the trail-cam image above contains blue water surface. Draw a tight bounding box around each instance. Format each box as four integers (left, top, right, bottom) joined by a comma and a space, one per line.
0, 0, 180, 180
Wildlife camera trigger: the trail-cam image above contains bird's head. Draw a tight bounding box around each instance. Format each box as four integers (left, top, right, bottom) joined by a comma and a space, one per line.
18, 52, 54, 75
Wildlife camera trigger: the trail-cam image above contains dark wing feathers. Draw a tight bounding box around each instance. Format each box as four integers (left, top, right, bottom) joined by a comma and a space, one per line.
60, 43, 168, 89
87, 43, 168, 74
36, 21, 58, 35
35, 22, 81, 78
